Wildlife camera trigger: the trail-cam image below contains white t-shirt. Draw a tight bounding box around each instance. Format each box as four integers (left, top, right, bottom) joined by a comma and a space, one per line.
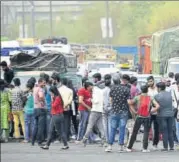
148, 87, 158, 115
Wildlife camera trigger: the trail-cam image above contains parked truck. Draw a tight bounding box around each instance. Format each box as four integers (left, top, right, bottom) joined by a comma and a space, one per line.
151, 26, 179, 76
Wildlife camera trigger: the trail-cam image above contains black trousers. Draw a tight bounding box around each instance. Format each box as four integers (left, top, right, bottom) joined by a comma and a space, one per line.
128, 117, 150, 150
46, 114, 68, 146
150, 115, 159, 146
64, 111, 71, 141
158, 116, 174, 149
32, 109, 46, 145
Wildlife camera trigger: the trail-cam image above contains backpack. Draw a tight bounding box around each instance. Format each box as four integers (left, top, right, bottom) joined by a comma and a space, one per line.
137, 95, 151, 117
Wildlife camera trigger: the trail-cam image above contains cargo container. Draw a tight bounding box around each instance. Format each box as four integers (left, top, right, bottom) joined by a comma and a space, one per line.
138, 35, 152, 74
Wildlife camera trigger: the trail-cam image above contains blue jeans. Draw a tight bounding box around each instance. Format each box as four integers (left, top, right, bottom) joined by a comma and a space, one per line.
77, 110, 89, 141
24, 113, 34, 141
176, 120, 179, 141
109, 113, 128, 145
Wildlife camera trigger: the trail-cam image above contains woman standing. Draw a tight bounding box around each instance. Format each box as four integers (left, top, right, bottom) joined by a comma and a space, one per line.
23, 82, 34, 143
41, 86, 69, 150
0, 79, 11, 142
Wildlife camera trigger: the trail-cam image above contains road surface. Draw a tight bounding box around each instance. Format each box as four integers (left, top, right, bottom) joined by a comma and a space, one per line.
1, 141, 179, 162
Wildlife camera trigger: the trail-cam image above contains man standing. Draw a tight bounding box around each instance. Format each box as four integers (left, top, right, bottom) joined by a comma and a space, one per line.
58, 78, 73, 141
147, 76, 159, 150
105, 74, 130, 152
0, 61, 14, 84
32, 77, 47, 146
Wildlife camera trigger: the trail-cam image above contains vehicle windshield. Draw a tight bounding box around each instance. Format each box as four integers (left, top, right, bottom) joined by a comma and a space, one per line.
167, 62, 179, 74
88, 63, 114, 70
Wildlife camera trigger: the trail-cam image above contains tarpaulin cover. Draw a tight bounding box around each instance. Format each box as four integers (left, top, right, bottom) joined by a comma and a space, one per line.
10, 51, 77, 73
151, 26, 179, 62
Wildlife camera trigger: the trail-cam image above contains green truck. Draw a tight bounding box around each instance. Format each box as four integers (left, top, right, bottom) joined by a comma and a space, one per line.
151, 26, 179, 76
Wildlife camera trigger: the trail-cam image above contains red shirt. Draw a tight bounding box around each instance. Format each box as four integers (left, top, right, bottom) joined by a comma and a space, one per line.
78, 88, 92, 111
51, 96, 64, 115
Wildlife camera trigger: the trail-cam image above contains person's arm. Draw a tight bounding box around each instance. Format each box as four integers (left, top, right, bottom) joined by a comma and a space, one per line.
127, 96, 138, 115
79, 96, 91, 110
150, 99, 160, 113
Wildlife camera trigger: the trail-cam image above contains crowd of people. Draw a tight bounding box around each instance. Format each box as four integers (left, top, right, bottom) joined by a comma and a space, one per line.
0, 60, 179, 153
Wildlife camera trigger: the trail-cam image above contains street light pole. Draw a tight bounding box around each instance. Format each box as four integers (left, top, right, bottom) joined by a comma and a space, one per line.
49, 0, 52, 38
22, 0, 25, 38
106, 0, 109, 45
29, 1, 35, 38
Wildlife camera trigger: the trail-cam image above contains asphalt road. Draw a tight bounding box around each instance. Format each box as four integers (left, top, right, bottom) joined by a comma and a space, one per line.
1, 141, 179, 162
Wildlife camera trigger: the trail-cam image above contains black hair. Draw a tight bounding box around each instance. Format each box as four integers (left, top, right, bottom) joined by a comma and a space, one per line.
38, 77, 46, 83
40, 73, 49, 82
104, 74, 112, 80
175, 73, 179, 82
28, 77, 36, 84
168, 72, 174, 78
82, 77, 88, 85
0, 61, 7, 67
26, 82, 34, 90
140, 85, 148, 93
130, 76, 138, 84
147, 75, 154, 81
156, 82, 166, 91
51, 72, 60, 82
93, 73, 101, 81
122, 74, 130, 82
49, 85, 63, 106
13, 78, 21, 86
84, 81, 93, 89
62, 77, 68, 86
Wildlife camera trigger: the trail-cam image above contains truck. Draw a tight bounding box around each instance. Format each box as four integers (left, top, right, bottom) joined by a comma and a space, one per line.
151, 26, 179, 76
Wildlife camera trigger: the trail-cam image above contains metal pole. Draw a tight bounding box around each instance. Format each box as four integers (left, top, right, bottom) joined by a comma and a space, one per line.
106, 0, 109, 45
49, 1, 52, 37
22, 1, 25, 38
31, 2, 35, 37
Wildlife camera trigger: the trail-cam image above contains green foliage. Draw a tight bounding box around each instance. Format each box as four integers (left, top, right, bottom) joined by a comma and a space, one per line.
7, 1, 179, 45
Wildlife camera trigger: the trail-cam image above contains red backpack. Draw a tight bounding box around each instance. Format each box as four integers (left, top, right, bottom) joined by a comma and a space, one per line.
137, 95, 151, 117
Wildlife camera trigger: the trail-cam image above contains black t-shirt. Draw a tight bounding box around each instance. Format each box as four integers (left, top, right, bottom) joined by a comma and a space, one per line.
110, 84, 130, 115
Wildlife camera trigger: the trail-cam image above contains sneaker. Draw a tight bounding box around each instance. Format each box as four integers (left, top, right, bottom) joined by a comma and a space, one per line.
126, 148, 132, 152
61, 146, 69, 150
105, 145, 112, 152
41, 145, 49, 150
142, 149, 150, 153
22, 140, 29, 143
118, 145, 125, 153
169, 148, 174, 151
152, 145, 158, 151
75, 140, 81, 144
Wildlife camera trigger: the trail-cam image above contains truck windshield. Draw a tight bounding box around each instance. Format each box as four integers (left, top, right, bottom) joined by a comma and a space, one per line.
168, 62, 179, 73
